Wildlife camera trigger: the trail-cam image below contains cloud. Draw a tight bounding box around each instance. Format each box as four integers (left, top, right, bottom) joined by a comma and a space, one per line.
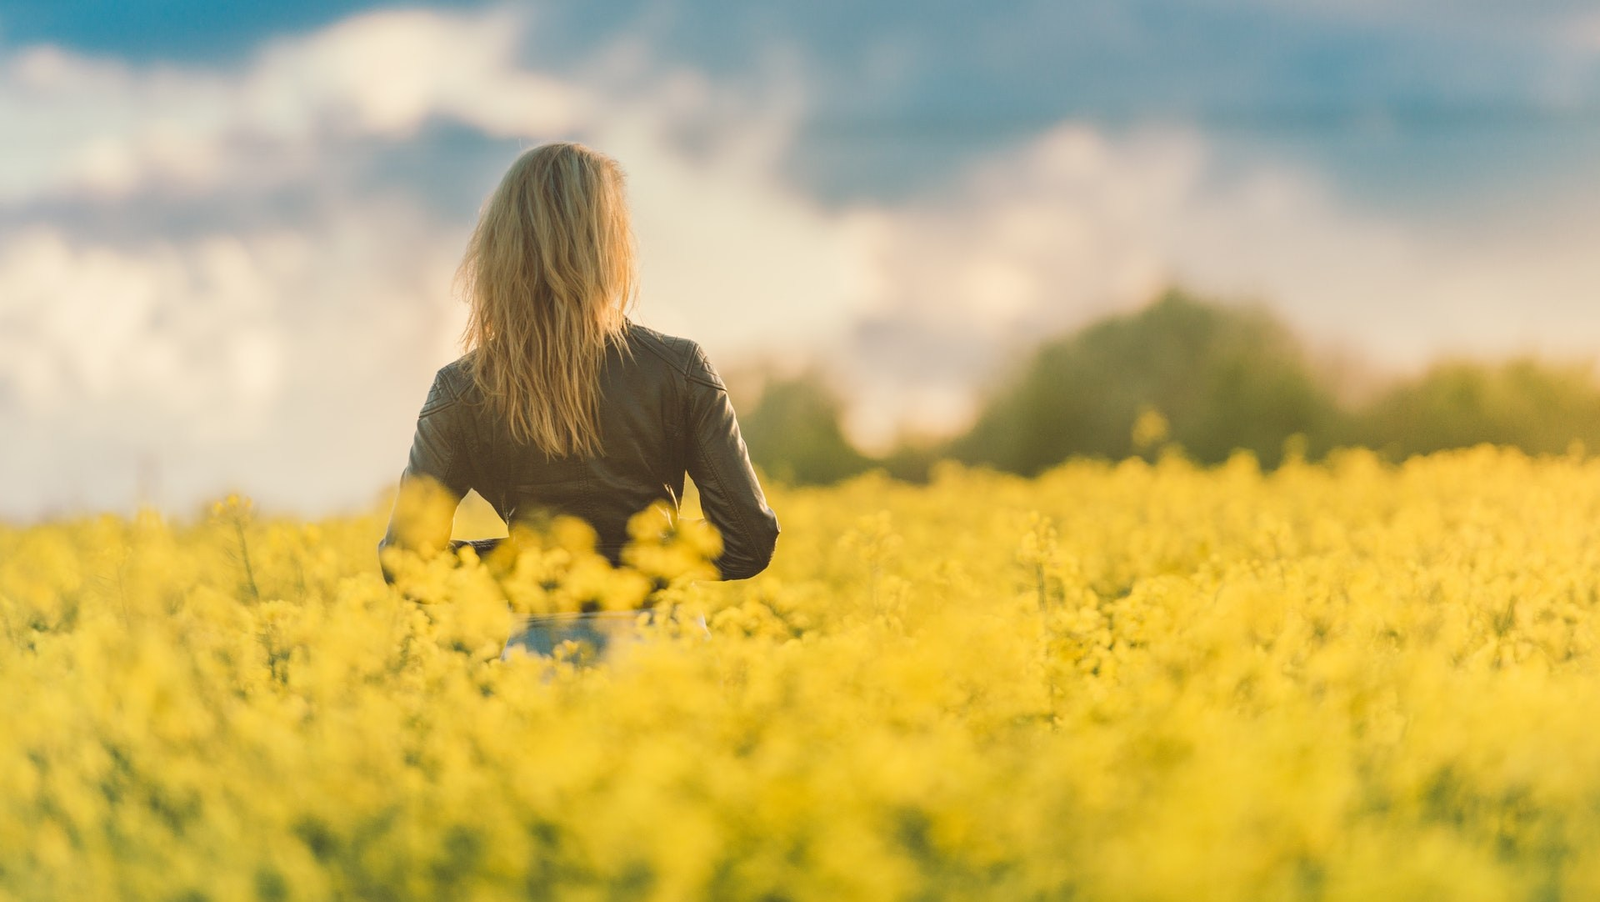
1567, 13, 1600, 52
0, 196, 467, 516
0, 228, 287, 427
0, 7, 583, 203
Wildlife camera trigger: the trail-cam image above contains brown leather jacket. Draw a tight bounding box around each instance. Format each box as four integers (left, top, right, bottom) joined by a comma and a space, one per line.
378, 322, 779, 580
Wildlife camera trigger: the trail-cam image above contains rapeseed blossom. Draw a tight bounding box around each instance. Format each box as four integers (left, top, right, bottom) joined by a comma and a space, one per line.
3, 446, 1600, 899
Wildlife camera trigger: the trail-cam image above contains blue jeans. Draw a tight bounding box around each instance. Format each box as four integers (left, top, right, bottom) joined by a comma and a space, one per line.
500, 608, 710, 665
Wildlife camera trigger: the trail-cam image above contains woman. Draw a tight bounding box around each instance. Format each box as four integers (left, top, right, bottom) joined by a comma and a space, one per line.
379, 142, 779, 662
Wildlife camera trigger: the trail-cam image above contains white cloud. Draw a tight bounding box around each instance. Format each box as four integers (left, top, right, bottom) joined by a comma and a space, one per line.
0, 7, 585, 202
0, 228, 283, 424
1567, 13, 1600, 52
0, 196, 468, 515
243, 7, 582, 139
599, 116, 871, 352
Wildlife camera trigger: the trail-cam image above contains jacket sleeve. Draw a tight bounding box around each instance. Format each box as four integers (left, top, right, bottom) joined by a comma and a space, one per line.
684, 344, 780, 580
378, 372, 473, 584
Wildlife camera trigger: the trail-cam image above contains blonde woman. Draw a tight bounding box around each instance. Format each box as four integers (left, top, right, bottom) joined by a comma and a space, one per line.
379, 142, 779, 662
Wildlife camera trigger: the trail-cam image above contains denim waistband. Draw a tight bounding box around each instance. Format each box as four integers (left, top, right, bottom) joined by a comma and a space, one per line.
501, 607, 702, 666
509, 608, 659, 627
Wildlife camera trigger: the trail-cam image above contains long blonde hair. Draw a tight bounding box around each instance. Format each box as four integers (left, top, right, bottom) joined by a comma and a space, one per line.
457, 142, 637, 458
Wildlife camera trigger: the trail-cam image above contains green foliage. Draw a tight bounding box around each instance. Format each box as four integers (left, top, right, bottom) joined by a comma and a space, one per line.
951, 289, 1346, 473
737, 290, 1600, 485
738, 374, 873, 485
1360, 358, 1600, 459
876, 441, 942, 484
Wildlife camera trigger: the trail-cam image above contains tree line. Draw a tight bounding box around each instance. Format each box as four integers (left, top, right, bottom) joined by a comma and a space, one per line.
738, 290, 1600, 484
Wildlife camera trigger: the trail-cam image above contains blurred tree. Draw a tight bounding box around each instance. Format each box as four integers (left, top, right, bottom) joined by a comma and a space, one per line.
730, 293, 1600, 487
738, 373, 874, 485
950, 289, 1346, 473
1359, 358, 1600, 459
876, 438, 942, 484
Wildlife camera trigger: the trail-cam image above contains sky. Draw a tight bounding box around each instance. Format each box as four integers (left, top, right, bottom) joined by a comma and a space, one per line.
3, 0, 1600, 519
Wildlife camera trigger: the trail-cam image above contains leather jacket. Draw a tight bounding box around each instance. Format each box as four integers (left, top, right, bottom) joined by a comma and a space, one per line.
379, 322, 779, 581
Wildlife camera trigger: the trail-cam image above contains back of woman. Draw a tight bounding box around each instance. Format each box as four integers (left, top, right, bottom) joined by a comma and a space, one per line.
378, 142, 779, 659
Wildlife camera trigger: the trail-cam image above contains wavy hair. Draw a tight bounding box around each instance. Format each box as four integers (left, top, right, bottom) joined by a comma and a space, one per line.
457, 142, 637, 458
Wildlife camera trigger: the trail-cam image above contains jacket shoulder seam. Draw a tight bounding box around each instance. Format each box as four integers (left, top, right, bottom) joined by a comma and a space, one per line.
684, 345, 725, 391
629, 326, 698, 376
438, 358, 475, 394
420, 361, 470, 416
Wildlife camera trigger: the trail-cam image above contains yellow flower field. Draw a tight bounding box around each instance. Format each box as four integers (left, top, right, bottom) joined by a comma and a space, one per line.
5, 446, 1600, 901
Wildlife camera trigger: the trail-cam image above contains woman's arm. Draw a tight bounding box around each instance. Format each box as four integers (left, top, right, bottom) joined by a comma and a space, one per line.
378, 371, 473, 584
683, 344, 780, 580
